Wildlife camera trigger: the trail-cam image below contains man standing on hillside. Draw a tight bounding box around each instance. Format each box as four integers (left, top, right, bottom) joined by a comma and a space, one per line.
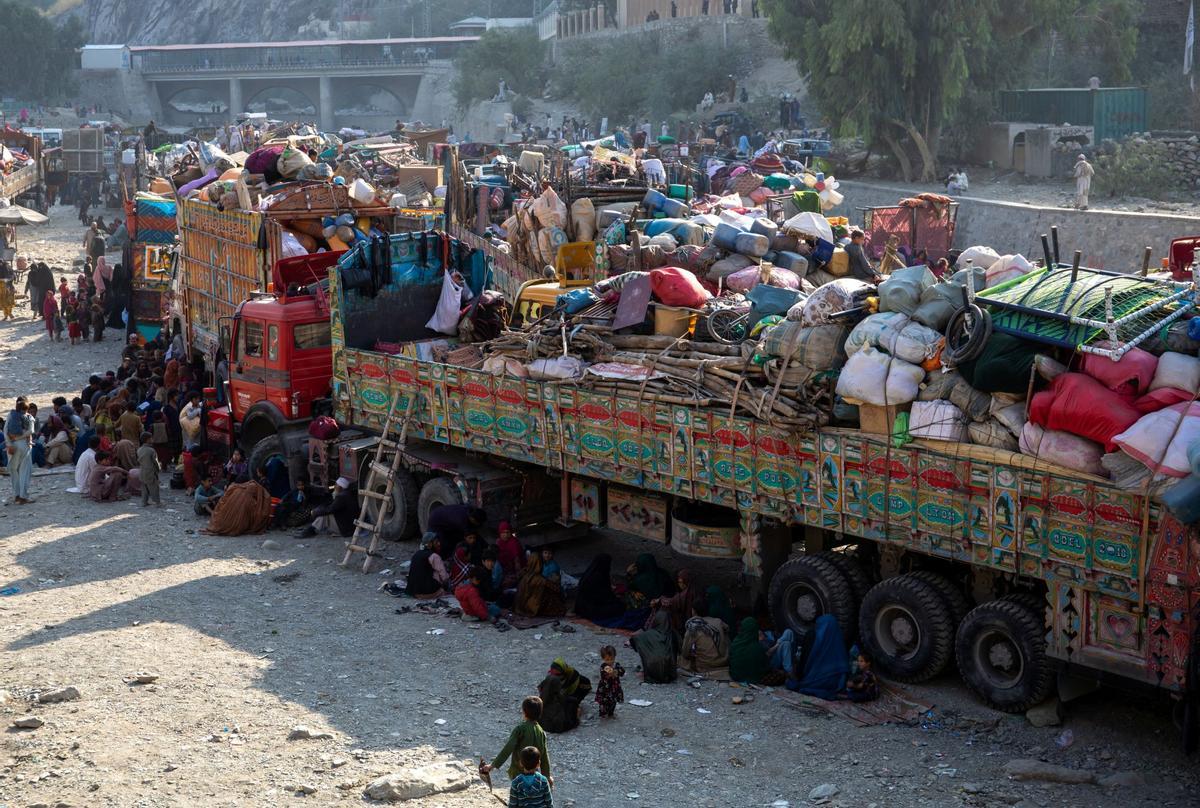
1073, 154, 1094, 210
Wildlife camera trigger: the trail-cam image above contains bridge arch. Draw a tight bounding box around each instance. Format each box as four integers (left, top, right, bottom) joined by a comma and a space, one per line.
244, 85, 317, 118
334, 83, 410, 126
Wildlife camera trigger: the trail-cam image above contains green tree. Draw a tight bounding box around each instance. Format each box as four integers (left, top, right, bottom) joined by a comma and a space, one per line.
554, 30, 738, 122
0, 0, 83, 101
763, 0, 1139, 181
451, 26, 547, 109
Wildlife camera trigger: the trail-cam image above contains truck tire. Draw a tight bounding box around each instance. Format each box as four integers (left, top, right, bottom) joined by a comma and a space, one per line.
417, 476, 464, 536
248, 434, 285, 479
768, 555, 855, 640
1001, 591, 1047, 622
955, 599, 1053, 713
909, 570, 971, 628
364, 468, 420, 541
859, 574, 955, 683
816, 550, 872, 605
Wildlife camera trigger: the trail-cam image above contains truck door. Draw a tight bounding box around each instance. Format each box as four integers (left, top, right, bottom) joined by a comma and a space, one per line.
230, 315, 267, 421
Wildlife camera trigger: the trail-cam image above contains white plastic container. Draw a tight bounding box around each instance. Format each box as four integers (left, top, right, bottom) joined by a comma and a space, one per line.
350, 178, 376, 203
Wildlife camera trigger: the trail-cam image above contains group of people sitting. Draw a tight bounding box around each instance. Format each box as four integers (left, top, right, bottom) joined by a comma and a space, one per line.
401, 510, 880, 706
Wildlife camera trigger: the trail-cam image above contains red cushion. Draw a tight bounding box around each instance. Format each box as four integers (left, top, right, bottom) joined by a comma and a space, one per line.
1028, 372, 1141, 451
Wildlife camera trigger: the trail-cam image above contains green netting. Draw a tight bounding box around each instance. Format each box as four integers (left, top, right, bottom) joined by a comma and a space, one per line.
976, 267, 1187, 351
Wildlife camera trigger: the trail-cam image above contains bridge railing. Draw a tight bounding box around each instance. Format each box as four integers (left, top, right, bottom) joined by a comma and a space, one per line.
135, 43, 465, 75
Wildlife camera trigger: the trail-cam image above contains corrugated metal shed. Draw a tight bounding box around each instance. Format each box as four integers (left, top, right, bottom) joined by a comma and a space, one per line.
999, 88, 1147, 143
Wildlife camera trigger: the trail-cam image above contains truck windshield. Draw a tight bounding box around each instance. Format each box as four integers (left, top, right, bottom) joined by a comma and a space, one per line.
294, 321, 331, 351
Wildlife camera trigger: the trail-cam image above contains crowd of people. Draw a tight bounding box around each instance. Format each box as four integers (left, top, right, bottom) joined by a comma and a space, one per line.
390, 501, 881, 806
0, 219, 131, 343
2, 329, 207, 506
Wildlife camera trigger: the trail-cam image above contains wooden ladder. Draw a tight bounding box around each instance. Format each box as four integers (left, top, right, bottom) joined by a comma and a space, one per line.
340, 392, 416, 573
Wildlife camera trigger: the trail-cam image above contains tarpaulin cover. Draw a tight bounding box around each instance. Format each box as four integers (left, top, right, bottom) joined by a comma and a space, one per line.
134, 193, 177, 244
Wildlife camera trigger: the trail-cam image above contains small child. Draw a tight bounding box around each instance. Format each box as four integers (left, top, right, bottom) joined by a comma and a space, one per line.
64, 302, 80, 344
58, 276, 70, 305
76, 300, 90, 342
91, 302, 105, 342
482, 696, 552, 786
594, 644, 625, 718
846, 652, 880, 703
507, 746, 553, 808
137, 431, 161, 507
454, 566, 502, 623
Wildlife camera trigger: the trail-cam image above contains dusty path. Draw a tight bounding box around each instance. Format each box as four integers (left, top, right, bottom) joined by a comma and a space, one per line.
2, 205, 1198, 808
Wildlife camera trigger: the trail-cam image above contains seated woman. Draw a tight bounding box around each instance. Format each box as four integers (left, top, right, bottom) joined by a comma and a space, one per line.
537, 658, 591, 733
461, 529, 488, 567
653, 568, 695, 637
631, 609, 677, 684
624, 553, 673, 610
406, 533, 450, 600
786, 614, 849, 699
514, 549, 566, 617
728, 617, 770, 684
704, 585, 737, 637
43, 416, 74, 466
681, 603, 730, 673
573, 553, 624, 622
495, 521, 525, 587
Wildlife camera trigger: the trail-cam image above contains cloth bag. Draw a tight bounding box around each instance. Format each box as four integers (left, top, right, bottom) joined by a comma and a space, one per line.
426, 271, 467, 335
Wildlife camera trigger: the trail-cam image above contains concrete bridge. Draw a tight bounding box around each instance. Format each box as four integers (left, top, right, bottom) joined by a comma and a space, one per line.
129, 37, 477, 129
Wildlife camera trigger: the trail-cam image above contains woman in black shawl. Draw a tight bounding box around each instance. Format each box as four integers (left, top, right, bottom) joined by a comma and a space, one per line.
573, 553, 624, 621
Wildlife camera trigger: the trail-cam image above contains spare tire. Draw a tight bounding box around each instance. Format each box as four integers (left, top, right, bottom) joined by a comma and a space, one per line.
417, 476, 465, 536
768, 555, 855, 640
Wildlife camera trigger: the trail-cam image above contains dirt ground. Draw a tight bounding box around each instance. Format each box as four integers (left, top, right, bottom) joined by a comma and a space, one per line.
3, 206, 1200, 808
852, 168, 1200, 218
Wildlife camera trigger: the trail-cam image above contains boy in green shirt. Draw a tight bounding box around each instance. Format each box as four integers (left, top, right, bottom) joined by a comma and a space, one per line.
482, 696, 552, 785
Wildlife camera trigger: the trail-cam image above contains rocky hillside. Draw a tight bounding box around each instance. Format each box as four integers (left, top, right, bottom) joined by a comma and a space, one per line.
61, 0, 326, 44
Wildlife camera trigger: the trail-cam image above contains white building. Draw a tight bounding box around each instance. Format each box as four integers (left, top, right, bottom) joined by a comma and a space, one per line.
80, 44, 130, 71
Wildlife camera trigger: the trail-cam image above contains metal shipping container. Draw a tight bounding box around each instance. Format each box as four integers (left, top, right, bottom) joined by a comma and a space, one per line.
999, 87, 1147, 143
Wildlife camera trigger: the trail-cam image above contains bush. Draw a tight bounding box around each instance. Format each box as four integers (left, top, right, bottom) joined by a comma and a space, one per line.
553, 31, 739, 123
452, 27, 547, 110
1095, 138, 1187, 199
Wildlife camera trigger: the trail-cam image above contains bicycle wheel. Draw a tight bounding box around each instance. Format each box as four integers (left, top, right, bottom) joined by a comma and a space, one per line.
706, 308, 749, 344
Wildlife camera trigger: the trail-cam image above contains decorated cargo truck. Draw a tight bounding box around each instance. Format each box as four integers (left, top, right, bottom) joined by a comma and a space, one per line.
175, 182, 395, 361
324, 232, 1200, 737
124, 192, 177, 341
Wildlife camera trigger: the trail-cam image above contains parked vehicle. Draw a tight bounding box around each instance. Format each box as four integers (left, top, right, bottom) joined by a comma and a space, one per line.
309, 231, 1200, 739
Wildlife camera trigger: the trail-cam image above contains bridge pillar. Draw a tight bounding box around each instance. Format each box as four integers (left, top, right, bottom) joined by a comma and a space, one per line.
229, 77, 242, 119
318, 75, 334, 131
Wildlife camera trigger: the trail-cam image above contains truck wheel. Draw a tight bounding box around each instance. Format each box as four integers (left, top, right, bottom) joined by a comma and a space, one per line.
248, 434, 284, 479
955, 600, 1053, 713
909, 570, 971, 628
767, 555, 855, 640
417, 476, 464, 536
364, 468, 420, 541
1001, 591, 1047, 622
816, 551, 872, 605
859, 574, 955, 682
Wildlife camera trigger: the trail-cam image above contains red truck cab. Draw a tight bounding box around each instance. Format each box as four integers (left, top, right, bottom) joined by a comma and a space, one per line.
219, 251, 343, 464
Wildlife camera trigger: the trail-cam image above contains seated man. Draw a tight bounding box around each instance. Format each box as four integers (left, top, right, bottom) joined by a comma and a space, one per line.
194, 474, 224, 516
87, 451, 131, 503
298, 476, 357, 538
272, 478, 311, 528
